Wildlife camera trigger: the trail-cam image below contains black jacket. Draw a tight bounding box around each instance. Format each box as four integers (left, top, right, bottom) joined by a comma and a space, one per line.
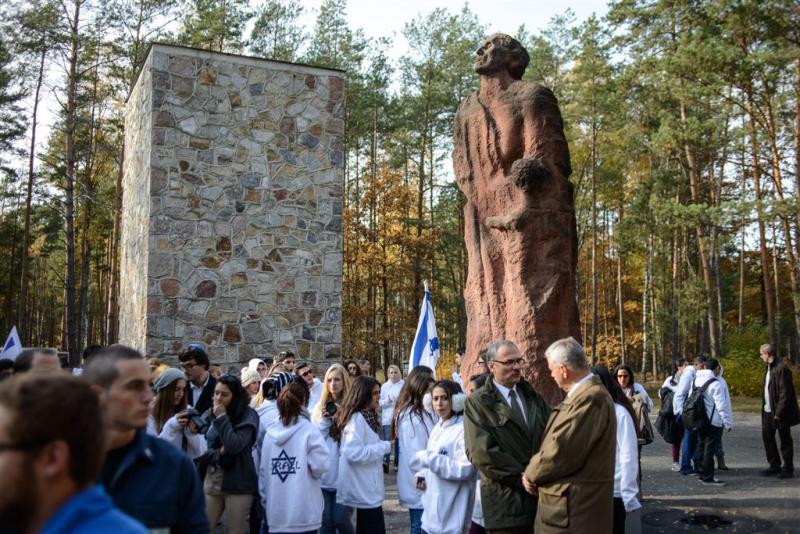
204, 406, 260, 493
102, 430, 208, 533
189, 374, 216, 415
764, 359, 800, 427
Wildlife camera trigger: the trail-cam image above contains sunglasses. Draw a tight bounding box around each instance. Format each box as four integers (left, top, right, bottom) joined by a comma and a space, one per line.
300, 369, 313, 377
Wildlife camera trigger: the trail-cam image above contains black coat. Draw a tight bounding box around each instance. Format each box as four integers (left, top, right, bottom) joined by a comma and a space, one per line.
764, 359, 800, 427
189, 374, 217, 415
204, 406, 259, 493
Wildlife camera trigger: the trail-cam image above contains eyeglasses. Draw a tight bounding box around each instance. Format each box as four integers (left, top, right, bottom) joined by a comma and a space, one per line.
180, 362, 196, 371
493, 358, 523, 367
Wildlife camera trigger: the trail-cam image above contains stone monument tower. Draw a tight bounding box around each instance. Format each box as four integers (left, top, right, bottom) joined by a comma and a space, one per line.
121, 43, 345, 366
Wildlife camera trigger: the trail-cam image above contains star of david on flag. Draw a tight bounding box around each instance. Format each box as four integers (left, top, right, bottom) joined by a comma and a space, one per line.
0, 326, 22, 361
408, 281, 440, 377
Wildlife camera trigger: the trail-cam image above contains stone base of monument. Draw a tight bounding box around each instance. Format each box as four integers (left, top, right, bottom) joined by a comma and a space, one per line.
121, 43, 345, 366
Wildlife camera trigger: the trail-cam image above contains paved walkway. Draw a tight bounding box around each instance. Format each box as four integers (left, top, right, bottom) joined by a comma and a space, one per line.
383, 411, 799, 533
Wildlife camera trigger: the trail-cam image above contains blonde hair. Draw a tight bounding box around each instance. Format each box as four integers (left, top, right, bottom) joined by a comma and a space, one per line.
312, 363, 352, 421
387, 364, 401, 375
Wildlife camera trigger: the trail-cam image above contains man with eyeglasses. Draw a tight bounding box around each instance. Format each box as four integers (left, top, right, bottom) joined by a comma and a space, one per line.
464, 340, 550, 533
179, 344, 217, 415
295, 361, 323, 408
0, 374, 147, 533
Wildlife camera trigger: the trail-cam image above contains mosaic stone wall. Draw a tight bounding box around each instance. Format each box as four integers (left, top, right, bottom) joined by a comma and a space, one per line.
121, 43, 344, 365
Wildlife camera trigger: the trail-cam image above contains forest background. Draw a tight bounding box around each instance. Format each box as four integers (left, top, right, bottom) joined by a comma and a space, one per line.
0, 0, 798, 396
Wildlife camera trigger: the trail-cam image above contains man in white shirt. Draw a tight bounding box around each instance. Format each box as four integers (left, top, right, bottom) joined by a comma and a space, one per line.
673, 355, 707, 475
693, 358, 733, 486
452, 348, 465, 387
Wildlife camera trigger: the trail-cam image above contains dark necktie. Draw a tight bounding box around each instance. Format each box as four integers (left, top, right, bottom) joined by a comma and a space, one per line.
509, 389, 526, 424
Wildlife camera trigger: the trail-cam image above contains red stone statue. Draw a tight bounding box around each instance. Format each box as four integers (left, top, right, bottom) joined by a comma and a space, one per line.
453, 34, 580, 403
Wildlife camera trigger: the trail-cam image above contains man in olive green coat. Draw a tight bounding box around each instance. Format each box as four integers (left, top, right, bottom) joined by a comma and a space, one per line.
464, 340, 551, 533
523, 337, 616, 533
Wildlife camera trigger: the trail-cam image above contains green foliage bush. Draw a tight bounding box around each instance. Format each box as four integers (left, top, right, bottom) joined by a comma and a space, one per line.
722, 324, 800, 398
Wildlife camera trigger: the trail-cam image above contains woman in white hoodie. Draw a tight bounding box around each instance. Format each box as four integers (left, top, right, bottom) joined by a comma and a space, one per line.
259, 380, 329, 533
312, 363, 352, 534
332, 375, 391, 534
593, 366, 641, 534
392, 366, 436, 534
379, 364, 405, 471
410, 379, 477, 534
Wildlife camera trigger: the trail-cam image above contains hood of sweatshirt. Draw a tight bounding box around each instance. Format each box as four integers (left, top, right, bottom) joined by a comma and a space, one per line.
266, 419, 306, 446
695, 369, 715, 386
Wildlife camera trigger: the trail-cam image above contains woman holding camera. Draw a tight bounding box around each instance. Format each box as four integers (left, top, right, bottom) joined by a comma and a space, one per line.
393, 366, 436, 534
146, 367, 207, 459
409, 379, 476, 534
203, 375, 260, 534
259, 381, 329, 533
312, 363, 352, 534
333, 375, 391, 534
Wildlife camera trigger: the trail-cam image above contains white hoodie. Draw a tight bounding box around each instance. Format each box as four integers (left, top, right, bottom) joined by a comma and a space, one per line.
146, 414, 207, 459
312, 412, 340, 491
379, 379, 405, 426
694, 369, 734, 430
673, 365, 697, 416
613, 404, 640, 512
259, 416, 329, 533
336, 412, 391, 509
395, 407, 436, 509
410, 414, 477, 534
253, 400, 279, 473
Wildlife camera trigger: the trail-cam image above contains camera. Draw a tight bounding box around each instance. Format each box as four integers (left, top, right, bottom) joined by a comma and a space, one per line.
185, 408, 209, 434
325, 401, 337, 416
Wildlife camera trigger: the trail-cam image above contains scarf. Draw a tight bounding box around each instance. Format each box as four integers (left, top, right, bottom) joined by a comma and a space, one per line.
361, 408, 381, 435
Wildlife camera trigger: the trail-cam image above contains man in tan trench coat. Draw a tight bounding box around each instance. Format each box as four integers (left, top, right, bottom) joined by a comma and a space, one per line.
522, 337, 616, 533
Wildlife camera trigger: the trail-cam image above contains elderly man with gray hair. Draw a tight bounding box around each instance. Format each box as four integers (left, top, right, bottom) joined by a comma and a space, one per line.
464, 340, 550, 533
522, 337, 616, 533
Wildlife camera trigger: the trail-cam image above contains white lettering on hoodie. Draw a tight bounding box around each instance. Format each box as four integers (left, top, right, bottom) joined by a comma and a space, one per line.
259, 416, 329, 533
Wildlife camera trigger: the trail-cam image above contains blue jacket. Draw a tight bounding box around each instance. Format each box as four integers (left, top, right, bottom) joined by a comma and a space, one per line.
40, 484, 146, 534
103, 429, 209, 533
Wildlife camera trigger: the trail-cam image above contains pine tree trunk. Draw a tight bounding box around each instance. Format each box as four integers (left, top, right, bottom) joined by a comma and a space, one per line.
18, 45, 47, 344
63, 0, 81, 365
679, 95, 720, 358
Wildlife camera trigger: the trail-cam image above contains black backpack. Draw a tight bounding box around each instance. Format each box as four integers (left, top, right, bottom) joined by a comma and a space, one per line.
655, 386, 677, 443
682, 378, 717, 432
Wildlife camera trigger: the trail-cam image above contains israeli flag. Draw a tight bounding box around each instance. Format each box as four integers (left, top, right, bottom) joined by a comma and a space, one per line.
408, 281, 440, 376
1, 326, 22, 361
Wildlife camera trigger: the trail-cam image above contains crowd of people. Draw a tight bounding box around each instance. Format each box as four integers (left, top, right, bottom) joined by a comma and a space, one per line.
0, 338, 797, 534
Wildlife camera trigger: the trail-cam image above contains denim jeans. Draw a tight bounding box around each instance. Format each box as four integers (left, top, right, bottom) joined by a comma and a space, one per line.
320, 489, 337, 534
409, 508, 423, 534
334, 503, 355, 534
679, 426, 698, 474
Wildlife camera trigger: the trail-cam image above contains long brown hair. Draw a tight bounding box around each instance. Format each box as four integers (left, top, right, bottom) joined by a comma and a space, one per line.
343, 359, 362, 378
278, 381, 309, 427
152, 379, 187, 433
331, 375, 378, 442
391, 366, 434, 440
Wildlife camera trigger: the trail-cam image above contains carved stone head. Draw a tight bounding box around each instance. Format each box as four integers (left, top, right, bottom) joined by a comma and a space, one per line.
474, 33, 530, 80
